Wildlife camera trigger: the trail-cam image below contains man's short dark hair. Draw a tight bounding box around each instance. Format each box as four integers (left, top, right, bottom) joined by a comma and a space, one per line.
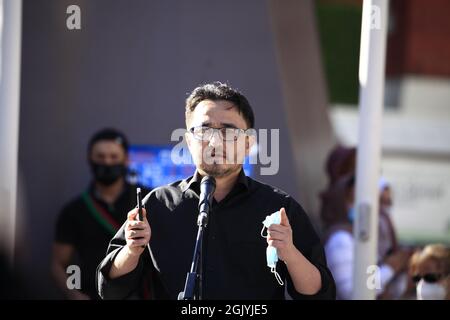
88, 128, 129, 155
185, 82, 255, 129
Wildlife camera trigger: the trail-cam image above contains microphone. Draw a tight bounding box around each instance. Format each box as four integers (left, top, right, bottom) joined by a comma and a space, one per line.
197, 176, 216, 227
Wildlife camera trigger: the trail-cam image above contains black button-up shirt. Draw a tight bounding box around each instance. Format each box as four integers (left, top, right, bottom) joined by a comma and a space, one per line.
97, 170, 336, 300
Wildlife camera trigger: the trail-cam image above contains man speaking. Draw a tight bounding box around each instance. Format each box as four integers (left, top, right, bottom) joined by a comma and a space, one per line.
96, 82, 336, 299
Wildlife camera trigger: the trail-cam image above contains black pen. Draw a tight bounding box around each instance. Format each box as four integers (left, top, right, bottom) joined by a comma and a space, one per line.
136, 187, 143, 221
136, 187, 146, 249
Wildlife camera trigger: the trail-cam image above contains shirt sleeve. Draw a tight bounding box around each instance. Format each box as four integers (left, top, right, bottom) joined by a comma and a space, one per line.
96, 222, 145, 300
325, 230, 354, 299
284, 198, 337, 300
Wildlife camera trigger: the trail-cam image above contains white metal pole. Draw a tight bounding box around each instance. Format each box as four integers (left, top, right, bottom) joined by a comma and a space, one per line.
353, 0, 389, 300
0, 0, 22, 265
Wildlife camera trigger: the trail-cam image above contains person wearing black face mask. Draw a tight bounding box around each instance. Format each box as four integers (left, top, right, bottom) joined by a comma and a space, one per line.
90, 162, 128, 186
51, 128, 150, 300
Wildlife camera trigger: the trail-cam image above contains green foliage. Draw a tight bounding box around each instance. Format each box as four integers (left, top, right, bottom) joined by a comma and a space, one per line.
315, 2, 362, 105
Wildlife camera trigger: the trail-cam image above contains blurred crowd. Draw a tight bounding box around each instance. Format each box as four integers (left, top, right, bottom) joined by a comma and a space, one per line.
320, 145, 449, 300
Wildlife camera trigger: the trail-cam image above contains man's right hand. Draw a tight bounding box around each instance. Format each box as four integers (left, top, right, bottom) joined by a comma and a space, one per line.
124, 207, 151, 257
109, 208, 151, 279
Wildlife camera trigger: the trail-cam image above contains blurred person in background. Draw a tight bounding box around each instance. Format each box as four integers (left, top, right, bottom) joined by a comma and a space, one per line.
409, 244, 450, 300
378, 177, 396, 258
51, 128, 149, 299
376, 177, 412, 299
320, 145, 411, 299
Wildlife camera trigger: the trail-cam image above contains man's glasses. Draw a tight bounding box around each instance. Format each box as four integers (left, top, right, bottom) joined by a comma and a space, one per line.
412, 273, 443, 283
189, 126, 249, 142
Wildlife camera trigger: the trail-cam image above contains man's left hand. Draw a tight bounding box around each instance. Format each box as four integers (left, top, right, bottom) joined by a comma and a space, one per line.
267, 207, 297, 263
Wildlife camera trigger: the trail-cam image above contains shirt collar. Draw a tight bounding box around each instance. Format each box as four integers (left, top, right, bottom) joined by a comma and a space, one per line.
180, 169, 249, 193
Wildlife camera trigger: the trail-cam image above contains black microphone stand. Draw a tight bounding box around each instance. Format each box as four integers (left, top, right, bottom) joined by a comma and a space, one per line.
178, 177, 215, 300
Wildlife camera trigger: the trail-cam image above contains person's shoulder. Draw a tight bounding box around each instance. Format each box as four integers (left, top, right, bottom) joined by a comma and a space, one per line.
59, 193, 86, 215
248, 177, 301, 206
152, 179, 185, 194
248, 177, 291, 197
142, 178, 187, 205
55, 193, 88, 226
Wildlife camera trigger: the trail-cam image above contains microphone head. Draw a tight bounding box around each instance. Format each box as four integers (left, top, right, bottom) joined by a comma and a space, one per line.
200, 175, 216, 194
199, 176, 216, 216
201, 175, 216, 186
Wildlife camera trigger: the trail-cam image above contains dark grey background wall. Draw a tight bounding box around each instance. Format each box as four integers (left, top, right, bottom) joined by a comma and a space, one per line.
18, 0, 300, 297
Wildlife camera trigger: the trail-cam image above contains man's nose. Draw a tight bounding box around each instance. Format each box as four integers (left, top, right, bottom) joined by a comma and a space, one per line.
208, 130, 223, 147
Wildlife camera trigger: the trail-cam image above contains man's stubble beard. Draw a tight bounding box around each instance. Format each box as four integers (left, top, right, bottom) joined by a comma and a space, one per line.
195, 141, 247, 178
197, 161, 242, 178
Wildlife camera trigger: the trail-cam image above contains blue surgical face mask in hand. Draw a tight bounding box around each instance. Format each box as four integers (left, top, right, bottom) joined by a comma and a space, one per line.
261, 211, 284, 286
